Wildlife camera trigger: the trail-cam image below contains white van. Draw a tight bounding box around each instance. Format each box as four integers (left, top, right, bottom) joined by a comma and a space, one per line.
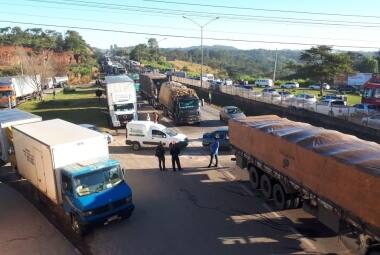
126, 121, 188, 150
255, 79, 274, 87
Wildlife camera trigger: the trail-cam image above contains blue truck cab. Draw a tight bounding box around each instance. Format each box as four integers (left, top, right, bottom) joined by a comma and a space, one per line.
59, 158, 134, 235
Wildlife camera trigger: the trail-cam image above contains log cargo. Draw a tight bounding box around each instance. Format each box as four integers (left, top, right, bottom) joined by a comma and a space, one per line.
158, 81, 197, 110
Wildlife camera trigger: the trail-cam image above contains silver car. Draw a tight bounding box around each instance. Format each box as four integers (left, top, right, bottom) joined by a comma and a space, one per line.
219, 106, 246, 122
362, 114, 380, 129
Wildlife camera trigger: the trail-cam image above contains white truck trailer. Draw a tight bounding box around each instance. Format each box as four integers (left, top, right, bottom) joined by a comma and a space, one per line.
0, 76, 39, 107
105, 75, 137, 128
0, 109, 41, 165
12, 119, 135, 235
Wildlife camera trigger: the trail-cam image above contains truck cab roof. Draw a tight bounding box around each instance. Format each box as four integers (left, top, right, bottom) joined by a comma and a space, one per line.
61, 158, 119, 177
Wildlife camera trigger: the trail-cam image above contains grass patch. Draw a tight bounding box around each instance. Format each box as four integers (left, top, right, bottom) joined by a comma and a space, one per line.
18, 87, 109, 129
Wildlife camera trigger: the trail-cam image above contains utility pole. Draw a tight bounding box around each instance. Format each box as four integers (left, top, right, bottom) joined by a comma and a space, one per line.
273, 48, 278, 82
183, 16, 219, 88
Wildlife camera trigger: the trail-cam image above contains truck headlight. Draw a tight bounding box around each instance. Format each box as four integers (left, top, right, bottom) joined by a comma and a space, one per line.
81, 210, 93, 217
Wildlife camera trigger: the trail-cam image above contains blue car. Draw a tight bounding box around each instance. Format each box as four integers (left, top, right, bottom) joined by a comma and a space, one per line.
202, 127, 230, 149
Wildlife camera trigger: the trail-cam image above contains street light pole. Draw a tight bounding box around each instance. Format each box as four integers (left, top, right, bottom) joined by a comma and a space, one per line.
183, 16, 219, 88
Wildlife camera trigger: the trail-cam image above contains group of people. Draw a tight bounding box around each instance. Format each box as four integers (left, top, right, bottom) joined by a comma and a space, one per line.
154, 137, 220, 172
155, 141, 182, 171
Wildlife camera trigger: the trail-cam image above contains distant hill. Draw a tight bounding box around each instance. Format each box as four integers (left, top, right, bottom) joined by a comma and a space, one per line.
161, 46, 302, 79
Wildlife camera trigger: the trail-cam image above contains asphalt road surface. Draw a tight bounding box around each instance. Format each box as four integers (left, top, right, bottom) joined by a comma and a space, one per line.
85, 104, 352, 255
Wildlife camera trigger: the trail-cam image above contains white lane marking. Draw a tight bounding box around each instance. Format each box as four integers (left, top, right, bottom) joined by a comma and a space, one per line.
240, 184, 317, 252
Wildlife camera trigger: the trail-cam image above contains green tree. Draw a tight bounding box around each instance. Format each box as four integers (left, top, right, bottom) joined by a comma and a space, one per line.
130, 44, 149, 62
356, 57, 379, 73
296, 46, 352, 94
64, 30, 88, 63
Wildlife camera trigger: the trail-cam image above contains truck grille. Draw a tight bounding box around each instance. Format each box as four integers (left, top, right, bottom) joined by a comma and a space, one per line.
92, 198, 129, 215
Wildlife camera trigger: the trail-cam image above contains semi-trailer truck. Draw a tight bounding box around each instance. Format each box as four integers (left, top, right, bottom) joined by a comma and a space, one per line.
0, 76, 39, 108
140, 73, 168, 107
11, 119, 134, 235
158, 81, 201, 125
0, 109, 42, 166
230, 115, 380, 254
105, 75, 137, 128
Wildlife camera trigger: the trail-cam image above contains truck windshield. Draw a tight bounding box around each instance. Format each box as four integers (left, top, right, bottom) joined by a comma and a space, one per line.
163, 128, 177, 137
74, 166, 123, 197
179, 99, 198, 109
114, 103, 134, 111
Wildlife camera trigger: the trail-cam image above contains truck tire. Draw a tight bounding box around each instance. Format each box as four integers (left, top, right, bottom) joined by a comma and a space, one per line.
71, 214, 87, 237
249, 166, 261, 190
260, 174, 272, 199
273, 183, 291, 210
132, 142, 141, 151
291, 196, 303, 209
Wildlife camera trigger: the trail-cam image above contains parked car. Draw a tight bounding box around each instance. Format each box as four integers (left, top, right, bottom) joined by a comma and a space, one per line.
294, 93, 317, 104
126, 121, 188, 150
79, 124, 113, 144
202, 127, 230, 149
321, 94, 347, 103
315, 99, 349, 117
351, 104, 379, 117
262, 88, 280, 98
219, 106, 246, 122
278, 91, 294, 100
280, 82, 299, 89
337, 85, 360, 94
309, 83, 330, 90
362, 114, 380, 129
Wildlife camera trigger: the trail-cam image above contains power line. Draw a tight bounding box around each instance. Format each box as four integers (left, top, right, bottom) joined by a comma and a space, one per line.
140, 0, 380, 20
18, 0, 380, 29
0, 19, 378, 49
2, 11, 380, 44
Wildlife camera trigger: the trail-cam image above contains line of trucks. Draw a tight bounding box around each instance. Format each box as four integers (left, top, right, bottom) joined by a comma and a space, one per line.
140, 73, 201, 125
0, 109, 134, 236
230, 115, 380, 254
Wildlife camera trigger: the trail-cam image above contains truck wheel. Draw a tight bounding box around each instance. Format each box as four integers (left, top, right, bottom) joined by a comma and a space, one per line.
71, 214, 86, 236
260, 174, 272, 199
249, 166, 261, 190
291, 196, 303, 209
273, 183, 290, 210
132, 142, 141, 151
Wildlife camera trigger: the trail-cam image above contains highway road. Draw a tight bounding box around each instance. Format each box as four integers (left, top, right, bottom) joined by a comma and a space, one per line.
84, 103, 352, 255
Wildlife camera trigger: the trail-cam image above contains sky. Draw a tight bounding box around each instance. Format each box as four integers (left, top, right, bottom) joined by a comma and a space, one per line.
1, 0, 380, 51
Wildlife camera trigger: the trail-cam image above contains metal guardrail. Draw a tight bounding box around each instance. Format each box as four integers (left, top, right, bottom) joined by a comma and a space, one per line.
172, 76, 377, 129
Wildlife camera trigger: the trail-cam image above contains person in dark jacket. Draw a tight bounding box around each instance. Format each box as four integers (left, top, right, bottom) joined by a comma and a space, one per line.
155, 142, 166, 171
208, 138, 220, 168
169, 142, 182, 171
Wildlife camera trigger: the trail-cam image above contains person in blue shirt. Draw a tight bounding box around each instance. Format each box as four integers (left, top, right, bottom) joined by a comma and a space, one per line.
208, 137, 220, 168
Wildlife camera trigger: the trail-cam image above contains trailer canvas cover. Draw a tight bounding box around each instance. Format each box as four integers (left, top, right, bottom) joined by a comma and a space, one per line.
229, 115, 380, 234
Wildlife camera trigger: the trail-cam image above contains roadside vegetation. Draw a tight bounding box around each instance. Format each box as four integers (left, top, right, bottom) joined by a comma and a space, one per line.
18, 87, 108, 128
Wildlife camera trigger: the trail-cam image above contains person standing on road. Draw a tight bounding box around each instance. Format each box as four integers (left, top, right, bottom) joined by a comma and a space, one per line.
170, 142, 182, 171
155, 142, 166, 171
208, 137, 219, 168
153, 112, 159, 123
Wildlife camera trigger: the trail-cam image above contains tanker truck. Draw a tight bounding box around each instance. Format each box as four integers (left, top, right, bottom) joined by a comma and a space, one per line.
140, 73, 168, 107
11, 119, 134, 235
230, 115, 380, 254
158, 81, 201, 125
